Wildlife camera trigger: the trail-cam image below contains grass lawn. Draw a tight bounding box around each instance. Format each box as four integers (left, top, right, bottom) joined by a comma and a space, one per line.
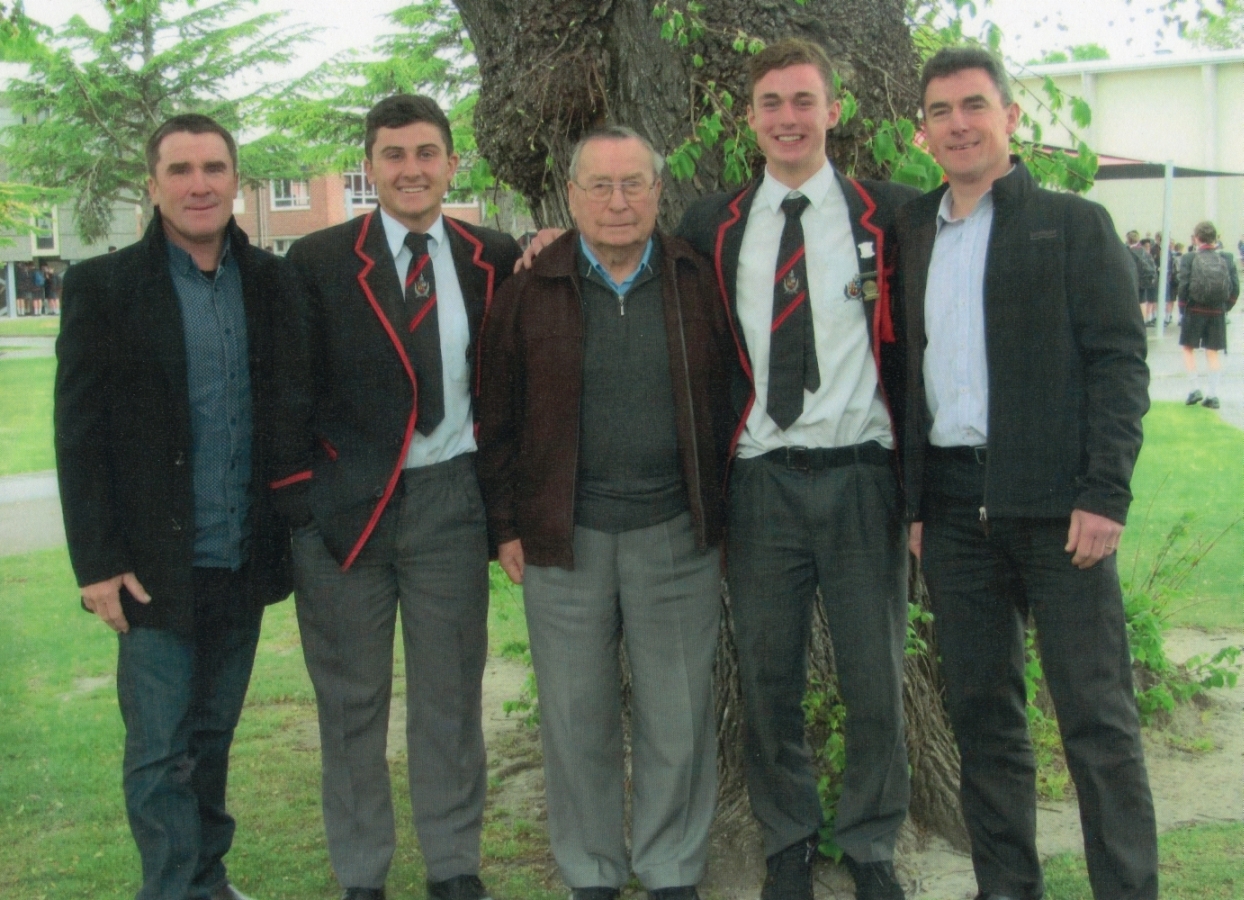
1045, 821, 1243, 899
0, 549, 558, 900
1122, 402, 1244, 631
0, 356, 55, 476
0, 316, 59, 337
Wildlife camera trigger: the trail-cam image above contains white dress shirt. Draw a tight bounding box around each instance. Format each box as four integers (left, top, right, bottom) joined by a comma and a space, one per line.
923, 188, 993, 448
735, 162, 893, 457
378, 208, 477, 467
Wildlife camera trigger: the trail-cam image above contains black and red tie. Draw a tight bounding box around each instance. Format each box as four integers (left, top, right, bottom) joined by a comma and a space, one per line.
403, 231, 444, 436
767, 194, 819, 431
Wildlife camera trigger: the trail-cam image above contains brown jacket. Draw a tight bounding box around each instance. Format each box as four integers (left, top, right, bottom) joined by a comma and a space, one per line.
476, 230, 738, 569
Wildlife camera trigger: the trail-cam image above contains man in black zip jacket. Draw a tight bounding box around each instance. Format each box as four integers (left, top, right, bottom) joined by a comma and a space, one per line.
896, 47, 1156, 900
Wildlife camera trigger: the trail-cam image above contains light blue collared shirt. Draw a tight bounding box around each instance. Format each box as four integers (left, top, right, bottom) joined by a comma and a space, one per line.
377, 208, 476, 467
923, 188, 993, 448
578, 235, 655, 296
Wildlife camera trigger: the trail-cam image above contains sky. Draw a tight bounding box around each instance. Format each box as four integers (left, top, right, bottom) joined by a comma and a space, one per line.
31, 0, 1211, 78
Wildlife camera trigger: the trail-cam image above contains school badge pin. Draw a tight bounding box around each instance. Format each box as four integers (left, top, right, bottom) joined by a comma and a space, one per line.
413, 274, 431, 298
782, 270, 801, 295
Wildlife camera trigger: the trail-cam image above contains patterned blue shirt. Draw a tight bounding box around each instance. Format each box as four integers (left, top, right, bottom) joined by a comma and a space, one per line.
167, 239, 253, 570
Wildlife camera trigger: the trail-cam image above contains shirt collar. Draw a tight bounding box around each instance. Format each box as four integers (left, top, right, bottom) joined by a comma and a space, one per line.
936, 185, 995, 232
165, 236, 230, 276
379, 206, 446, 259
758, 159, 834, 214
578, 234, 655, 295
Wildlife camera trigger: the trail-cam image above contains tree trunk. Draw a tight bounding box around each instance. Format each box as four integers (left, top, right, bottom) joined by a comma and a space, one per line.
454, 0, 965, 846
455, 0, 920, 229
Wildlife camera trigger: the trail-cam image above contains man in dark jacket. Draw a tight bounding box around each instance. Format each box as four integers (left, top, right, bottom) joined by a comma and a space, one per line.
54, 114, 292, 900
477, 126, 735, 900
676, 39, 915, 900
269, 95, 519, 900
896, 47, 1156, 900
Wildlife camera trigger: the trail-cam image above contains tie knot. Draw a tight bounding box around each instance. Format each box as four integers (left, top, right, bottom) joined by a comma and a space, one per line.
780, 194, 810, 220
404, 230, 429, 258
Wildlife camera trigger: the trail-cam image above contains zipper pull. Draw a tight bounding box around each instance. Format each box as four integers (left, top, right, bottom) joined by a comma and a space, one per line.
979, 506, 987, 522
618, 292, 626, 316
979, 505, 990, 537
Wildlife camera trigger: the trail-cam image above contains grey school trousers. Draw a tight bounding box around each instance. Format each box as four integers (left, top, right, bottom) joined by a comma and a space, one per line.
523, 512, 721, 891
726, 450, 910, 862
293, 455, 490, 888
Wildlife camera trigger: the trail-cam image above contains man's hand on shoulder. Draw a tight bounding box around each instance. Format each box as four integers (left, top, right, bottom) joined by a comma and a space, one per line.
81, 572, 150, 633
498, 539, 525, 584
1065, 509, 1123, 570
514, 228, 566, 273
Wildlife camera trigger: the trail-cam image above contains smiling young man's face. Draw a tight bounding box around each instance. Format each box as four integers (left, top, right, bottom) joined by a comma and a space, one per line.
365, 120, 459, 233
747, 62, 841, 189
922, 66, 1019, 193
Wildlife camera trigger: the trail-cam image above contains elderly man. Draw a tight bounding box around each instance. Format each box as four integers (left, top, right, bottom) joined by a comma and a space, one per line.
897, 46, 1157, 900
476, 126, 736, 900
55, 114, 291, 900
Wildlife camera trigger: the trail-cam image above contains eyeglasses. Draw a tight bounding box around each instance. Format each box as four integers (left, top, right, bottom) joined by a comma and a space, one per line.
573, 180, 654, 203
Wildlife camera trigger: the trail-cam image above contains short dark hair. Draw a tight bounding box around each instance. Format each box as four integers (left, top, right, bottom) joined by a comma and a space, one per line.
365, 94, 454, 159
146, 114, 238, 176
919, 46, 1013, 110
1194, 220, 1218, 244
747, 38, 837, 106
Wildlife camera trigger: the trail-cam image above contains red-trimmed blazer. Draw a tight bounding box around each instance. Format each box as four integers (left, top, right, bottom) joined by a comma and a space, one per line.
270, 210, 520, 569
676, 172, 918, 462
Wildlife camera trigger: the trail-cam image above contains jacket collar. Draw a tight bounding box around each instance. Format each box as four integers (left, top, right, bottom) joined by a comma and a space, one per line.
533, 228, 695, 280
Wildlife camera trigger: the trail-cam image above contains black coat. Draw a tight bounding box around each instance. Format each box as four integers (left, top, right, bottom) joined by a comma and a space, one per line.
270, 211, 520, 569
54, 213, 293, 635
895, 161, 1149, 525
676, 171, 918, 461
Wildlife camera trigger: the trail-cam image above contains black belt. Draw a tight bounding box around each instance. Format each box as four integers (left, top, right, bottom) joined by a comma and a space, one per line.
927, 445, 987, 465
760, 441, 891, 471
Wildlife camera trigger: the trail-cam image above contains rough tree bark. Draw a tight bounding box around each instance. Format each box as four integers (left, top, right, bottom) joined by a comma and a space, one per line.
454, 0, 966, 846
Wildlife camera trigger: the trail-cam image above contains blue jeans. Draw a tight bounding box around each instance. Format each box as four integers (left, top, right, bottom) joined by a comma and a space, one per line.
116, 568, 263, 900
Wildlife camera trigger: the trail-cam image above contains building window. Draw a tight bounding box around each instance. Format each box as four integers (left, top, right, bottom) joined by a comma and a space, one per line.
32, 209, 59, 256
270, 179, 311, 210
233, 184, 246, 215
344, 167, 378, 207
271, 238, 296, 257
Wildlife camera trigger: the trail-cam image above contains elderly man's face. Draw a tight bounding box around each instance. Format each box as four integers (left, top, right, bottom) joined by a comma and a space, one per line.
567, 136, 661, 257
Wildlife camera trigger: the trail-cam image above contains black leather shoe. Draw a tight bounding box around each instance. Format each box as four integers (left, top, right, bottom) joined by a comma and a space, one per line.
210, 885, 255, 900
843, 856, 905, 900
571, 890, 620, 900
761, 834, 816, 900
428, 874, 492, 900
648, 888, 699, 900
341, 890, 386, 900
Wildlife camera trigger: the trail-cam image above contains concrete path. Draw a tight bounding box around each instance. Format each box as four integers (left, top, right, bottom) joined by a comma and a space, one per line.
1, 314, 1239, 557
0, 335, 56, 360
0, 470, 65, 555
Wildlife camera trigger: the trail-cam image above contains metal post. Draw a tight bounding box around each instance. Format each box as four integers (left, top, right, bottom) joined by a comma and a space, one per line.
1156, 161, 1175, 338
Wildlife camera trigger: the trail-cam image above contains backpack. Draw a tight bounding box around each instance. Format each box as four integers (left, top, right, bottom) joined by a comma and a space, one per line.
1188, 251, 1232, 309
1129, 245, 1157, 289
